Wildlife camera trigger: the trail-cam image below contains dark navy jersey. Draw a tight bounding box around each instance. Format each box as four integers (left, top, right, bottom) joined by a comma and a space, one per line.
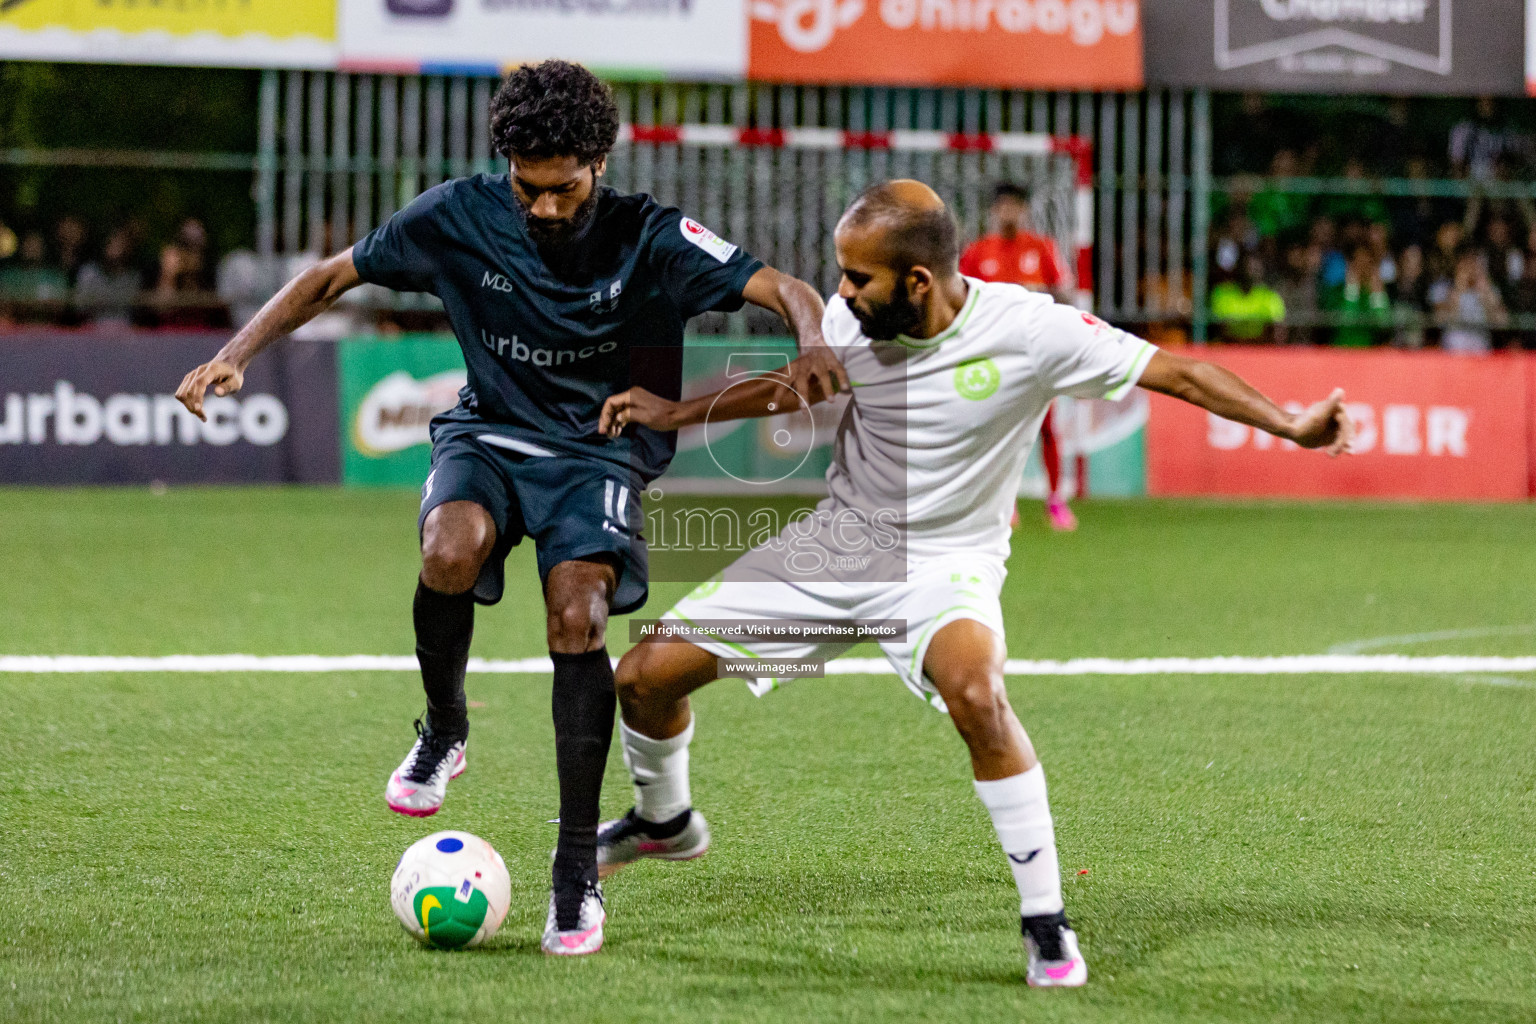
351, 175, 763, 481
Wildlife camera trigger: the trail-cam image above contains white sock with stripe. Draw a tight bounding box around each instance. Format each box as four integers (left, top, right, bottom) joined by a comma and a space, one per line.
620, 716, 694, 824
973, 765, 1064, 917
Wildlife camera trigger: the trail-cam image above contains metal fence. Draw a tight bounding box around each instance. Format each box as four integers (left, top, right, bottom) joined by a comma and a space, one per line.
250, 73, 1182, 329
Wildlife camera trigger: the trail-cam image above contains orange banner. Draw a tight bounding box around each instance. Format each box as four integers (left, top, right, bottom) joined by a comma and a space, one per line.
1147, 348, 1531, 503
748, 0, 1143, 89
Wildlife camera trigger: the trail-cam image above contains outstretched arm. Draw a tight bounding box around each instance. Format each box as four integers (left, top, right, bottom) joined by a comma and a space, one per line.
740, 266, 849, 400
1137, 349, 1354, 456
599, 367, 834, 439
175, 248, 363, 421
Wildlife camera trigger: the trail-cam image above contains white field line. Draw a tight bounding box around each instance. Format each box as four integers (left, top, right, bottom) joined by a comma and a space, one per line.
1, 655, 1534, 675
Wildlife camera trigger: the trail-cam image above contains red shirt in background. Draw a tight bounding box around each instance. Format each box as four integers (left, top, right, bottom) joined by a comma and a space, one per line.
959, 232, 1070, 290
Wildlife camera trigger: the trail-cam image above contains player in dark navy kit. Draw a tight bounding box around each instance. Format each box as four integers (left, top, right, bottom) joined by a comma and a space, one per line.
175, 61, 843, 956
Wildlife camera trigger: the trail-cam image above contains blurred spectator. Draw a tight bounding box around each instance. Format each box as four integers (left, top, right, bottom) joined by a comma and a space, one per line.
1321, 158, 1389, 227
1248, 150, 1311, 241
153, 218, 225, 328
1364, 98, 1414, 176
1274, 236, 1320, 345
75, 227, 145, 327
1424, 220, 1464, 308
286, 219, 374, 340
1508, 251, 1536, 348
54, 216, 89, 287
958, 183, 1073, 299
1393, 157, 1456, 250
1311, 217, 1347, 291
1437, 248, 1507, 355
1324, 244, 1390, 348
1211, 209, 1257, 284
1391, 244, 1429, 350
1483, 214, 1524, 304
0, 231, 70, 323
1449, 97, 1508, 183
1366, 221, 1397, 290
217, 246, 279, 330
1210, 252, 1285, 344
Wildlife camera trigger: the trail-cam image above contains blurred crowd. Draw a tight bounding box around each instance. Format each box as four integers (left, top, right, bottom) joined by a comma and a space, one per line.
0, 215, 400, 336
1207, 96, 1536, 352
6, 92, 1536, 353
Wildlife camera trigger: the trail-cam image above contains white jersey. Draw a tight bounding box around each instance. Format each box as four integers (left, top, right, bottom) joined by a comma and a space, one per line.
822, 278, 1156, 563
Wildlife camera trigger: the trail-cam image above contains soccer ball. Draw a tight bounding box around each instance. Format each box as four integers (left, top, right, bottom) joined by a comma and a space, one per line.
390, 831, 511, 949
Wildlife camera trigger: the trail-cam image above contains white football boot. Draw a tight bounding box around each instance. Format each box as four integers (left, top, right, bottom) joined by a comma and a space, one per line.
595, 808, 711, 879
384, 718, 466, 818
1023, 913, 1088, 988
541, 880, 605, 956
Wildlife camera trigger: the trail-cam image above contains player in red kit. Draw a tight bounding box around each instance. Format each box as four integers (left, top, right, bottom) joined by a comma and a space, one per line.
960, 183, 1078, 532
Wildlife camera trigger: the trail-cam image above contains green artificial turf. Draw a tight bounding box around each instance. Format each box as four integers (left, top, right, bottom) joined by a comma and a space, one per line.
2, 487, 1534, 1023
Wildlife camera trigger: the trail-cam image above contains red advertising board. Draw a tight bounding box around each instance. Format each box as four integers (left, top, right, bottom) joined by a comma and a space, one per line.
1147, 348, 1531, 503
748, 0, 1143, 89
1528, 356, 1536, 497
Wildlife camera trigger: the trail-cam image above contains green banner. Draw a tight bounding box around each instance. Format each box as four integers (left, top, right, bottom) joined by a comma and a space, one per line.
338, 336, 466, 487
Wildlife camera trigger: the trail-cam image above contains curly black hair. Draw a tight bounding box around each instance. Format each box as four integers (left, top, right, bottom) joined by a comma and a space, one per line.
489, 60, 619, 165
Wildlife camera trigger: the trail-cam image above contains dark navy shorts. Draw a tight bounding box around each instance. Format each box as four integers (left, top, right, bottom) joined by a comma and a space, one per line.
417, 424, 648, 614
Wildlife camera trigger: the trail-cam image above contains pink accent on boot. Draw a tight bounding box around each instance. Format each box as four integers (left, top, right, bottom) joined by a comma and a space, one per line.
1046, 497, 1078, 532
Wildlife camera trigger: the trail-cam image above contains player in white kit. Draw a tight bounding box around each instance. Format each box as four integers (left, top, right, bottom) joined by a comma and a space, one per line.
593, 181, 1354, 985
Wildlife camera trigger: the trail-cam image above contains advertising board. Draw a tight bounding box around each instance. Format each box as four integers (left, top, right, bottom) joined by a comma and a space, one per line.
1145, 0, 1526, 96
1147, 347, 1531, 502
0, 0, 335, 68
0, 334, 339, 484
339, 336, 467, 487
338, 0, 745, 77
748, 0, 1142, 88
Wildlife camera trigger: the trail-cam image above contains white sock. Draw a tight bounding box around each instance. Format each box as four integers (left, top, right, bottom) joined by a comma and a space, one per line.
974, 765, 1064, 917
620, 716, 694, 824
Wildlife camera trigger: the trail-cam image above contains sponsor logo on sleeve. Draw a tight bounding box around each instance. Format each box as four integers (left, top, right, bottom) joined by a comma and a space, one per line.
679, 217, 739, 264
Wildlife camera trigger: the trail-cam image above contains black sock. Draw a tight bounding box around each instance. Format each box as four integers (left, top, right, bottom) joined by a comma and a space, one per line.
413, 579, 474, 740
1021, 910, 1071, 959
550, 648, 616, 905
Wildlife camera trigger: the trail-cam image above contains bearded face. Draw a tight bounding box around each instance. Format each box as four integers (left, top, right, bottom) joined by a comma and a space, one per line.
849, 275, 924, 341
518, 184, 600, 251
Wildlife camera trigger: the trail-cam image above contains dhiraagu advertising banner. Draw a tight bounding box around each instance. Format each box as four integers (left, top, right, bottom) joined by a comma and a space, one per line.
340, 336, 467, 486
0, 0, 336, 67
337, 334, 1147, 494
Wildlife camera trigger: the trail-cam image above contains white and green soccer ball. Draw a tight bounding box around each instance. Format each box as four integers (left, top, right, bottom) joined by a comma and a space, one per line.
390, 831, 511, 950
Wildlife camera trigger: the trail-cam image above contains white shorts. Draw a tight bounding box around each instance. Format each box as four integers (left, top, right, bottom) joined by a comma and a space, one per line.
661, 557, 1007, 711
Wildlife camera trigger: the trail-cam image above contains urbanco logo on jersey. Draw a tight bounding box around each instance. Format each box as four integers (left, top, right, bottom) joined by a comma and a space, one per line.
480, 328, 619, 367
749, 0, 1138, 53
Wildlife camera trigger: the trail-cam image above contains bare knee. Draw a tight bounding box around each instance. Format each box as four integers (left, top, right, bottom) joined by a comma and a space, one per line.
614, 644, 672, 708
420, 505, 495, 594
547, 597, 607, 653
945, 673, 1014, 749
